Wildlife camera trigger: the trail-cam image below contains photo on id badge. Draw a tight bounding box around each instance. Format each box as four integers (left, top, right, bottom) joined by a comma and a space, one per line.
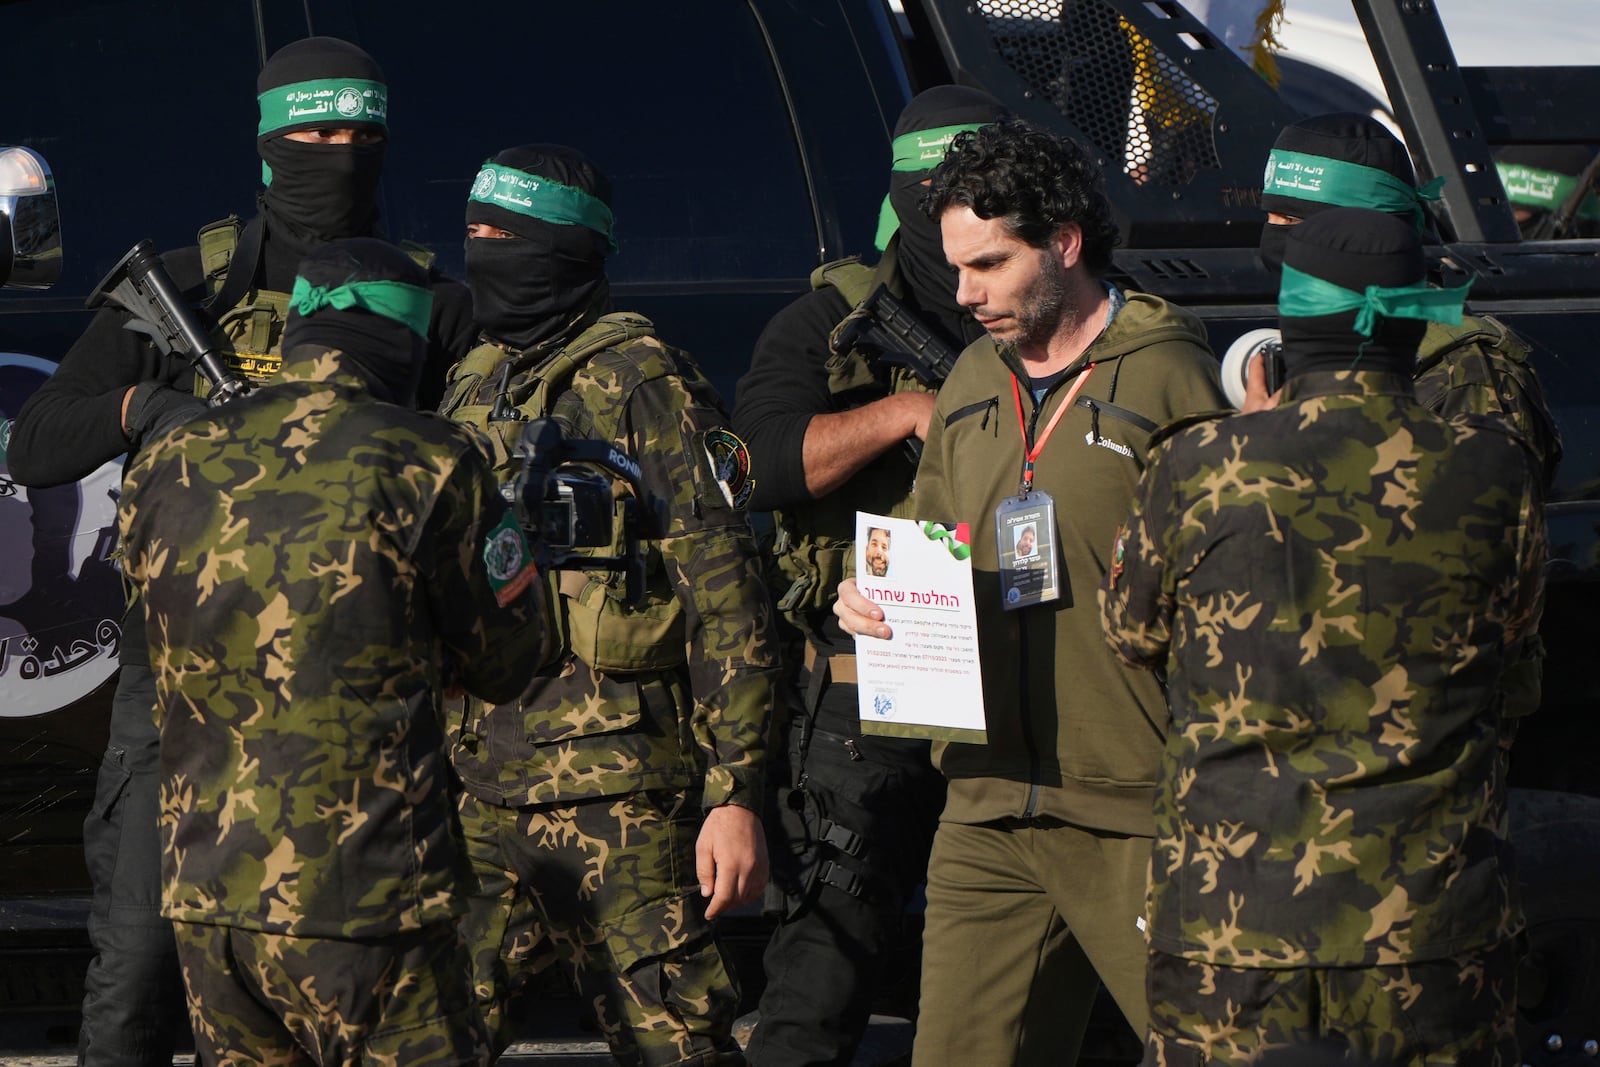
996, 492, 1059, 610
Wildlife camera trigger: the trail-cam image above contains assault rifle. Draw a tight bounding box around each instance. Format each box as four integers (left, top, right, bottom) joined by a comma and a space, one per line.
831, 282, 961, 385
830, 283, 963, 462
88, 240, 252, 406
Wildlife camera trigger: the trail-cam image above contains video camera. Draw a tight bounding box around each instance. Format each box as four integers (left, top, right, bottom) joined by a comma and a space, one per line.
1219, 328, 1285, 409
508, 417, 651, 603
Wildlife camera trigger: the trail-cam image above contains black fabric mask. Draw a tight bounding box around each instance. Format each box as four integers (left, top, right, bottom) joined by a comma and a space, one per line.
1279, 310, 1423, 379
891, 177, 956, 303
1258, 221, 1294, 275
260, 138, 386, 251
1277, 206, 1430, 380
465, 229, 608, 351
890, 183, 991, 347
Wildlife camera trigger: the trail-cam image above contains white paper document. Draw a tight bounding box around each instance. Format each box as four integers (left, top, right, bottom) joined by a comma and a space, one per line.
851, 512, 986, 743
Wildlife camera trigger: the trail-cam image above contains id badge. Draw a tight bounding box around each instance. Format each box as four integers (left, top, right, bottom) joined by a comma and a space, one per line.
995, 491, 1060, 610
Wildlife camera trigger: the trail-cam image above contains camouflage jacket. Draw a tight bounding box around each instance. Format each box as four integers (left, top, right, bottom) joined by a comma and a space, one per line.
118, 344, 547, 938
1413, 314, 1563, 489
1100, 369, 1547, 967
1414, 314, 1560, 720
443, 318, 780, 813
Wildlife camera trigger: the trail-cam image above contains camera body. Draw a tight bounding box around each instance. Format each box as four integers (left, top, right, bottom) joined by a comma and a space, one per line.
517, 467, 614, 550
509, 418, 649, 601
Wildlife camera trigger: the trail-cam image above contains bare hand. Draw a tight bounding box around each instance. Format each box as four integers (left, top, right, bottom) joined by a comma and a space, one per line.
120, 385, 136, 437
1240, 352, 1283, 413
835, 577, 893, 640
899, 390, 938, 441
696, 804, 768, 919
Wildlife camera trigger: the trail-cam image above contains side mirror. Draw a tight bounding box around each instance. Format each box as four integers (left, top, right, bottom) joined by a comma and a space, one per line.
0, 146, 62, 290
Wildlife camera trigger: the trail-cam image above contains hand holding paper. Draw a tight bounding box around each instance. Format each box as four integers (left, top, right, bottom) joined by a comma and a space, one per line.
848, 512, 987, 743
835, 577, 894, 640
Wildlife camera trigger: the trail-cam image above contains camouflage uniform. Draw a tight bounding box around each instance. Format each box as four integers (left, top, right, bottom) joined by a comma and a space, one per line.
1100, 369, 1547, 1065
1413, 316, 1562, 484
118, 341, 546, 1066
439, 308, 780, 1067
1414, 315, 1561, 729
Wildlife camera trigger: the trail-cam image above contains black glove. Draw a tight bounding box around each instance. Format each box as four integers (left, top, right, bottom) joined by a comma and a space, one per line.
124, 381, 207, 452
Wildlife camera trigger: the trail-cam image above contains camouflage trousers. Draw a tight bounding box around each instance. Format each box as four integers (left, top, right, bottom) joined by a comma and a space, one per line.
170, 919, 488, 1067
458, 789, 744, 1067
1142, 941, 1520, 1067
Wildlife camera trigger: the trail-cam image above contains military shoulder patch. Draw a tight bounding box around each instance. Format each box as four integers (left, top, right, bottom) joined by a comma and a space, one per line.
699, 427, 755, 510
483, 511, 538, 607
1109, 529, 1128, 588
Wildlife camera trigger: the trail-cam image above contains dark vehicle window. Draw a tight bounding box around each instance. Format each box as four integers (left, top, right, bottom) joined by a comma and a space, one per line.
5, 0, 263, 294
1501, 311, 1600, 503
322, 3, 817, 285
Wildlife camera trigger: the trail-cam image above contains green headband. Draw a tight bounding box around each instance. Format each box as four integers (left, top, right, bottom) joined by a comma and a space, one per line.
258, 78, 389, 138
891, 124, 986, 172
289, 277, 434, 339
875, 122, 989, 251
1278, 264, 1470, 337
1265, 149, 1445, 230
469, 163, 618, 252
1496, 162, 1600, 222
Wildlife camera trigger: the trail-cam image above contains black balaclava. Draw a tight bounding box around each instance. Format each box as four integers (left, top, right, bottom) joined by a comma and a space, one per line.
464, 144, 614, 352
1495, 143, 1600, 239
884, 85, 1010, 341
256, 38, 389, 285
1278, 208, 1429, 379
282, 238, 432, 406
1259, 113, 1417, 273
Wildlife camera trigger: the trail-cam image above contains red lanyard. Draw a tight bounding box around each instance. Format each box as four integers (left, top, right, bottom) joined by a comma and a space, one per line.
1011, 363, 1094, 493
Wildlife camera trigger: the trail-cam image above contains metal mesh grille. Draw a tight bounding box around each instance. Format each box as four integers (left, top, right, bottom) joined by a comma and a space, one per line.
977, 0, 1221, 185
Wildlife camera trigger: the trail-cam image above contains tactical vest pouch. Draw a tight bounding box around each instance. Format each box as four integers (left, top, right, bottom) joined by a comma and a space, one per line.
198, 215, 244, 292
194, 216, 289, 394
771, 256, 921, 629
559, 569, 686, 674
772, 528, 853, 619
212, 291, 290, 384
440, 320, 689, 676
812, 257, 885, 394
448, 402, 523, 471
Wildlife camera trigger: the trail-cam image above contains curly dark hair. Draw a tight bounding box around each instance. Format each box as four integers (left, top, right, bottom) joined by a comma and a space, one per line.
923, 118, 1121, 275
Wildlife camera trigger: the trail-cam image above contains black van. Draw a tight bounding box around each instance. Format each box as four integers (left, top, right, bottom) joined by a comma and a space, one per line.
0, 0, 916, 1042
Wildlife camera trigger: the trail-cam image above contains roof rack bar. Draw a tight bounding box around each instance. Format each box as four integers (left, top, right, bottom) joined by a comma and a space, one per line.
1351, 0, 1520, 243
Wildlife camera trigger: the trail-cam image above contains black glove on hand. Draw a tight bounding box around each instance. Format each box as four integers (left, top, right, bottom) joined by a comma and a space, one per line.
124, 381, 207, 452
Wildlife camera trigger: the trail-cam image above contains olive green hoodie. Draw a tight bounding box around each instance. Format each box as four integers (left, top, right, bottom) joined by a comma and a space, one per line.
914, 290, 1224, 835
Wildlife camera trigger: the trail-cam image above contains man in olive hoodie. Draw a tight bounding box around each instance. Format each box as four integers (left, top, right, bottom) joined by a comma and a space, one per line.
837, 119, 1226, 1065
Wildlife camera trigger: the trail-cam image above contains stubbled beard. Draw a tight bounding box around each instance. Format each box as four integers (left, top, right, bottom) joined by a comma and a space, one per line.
981, 249, 1077, 349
